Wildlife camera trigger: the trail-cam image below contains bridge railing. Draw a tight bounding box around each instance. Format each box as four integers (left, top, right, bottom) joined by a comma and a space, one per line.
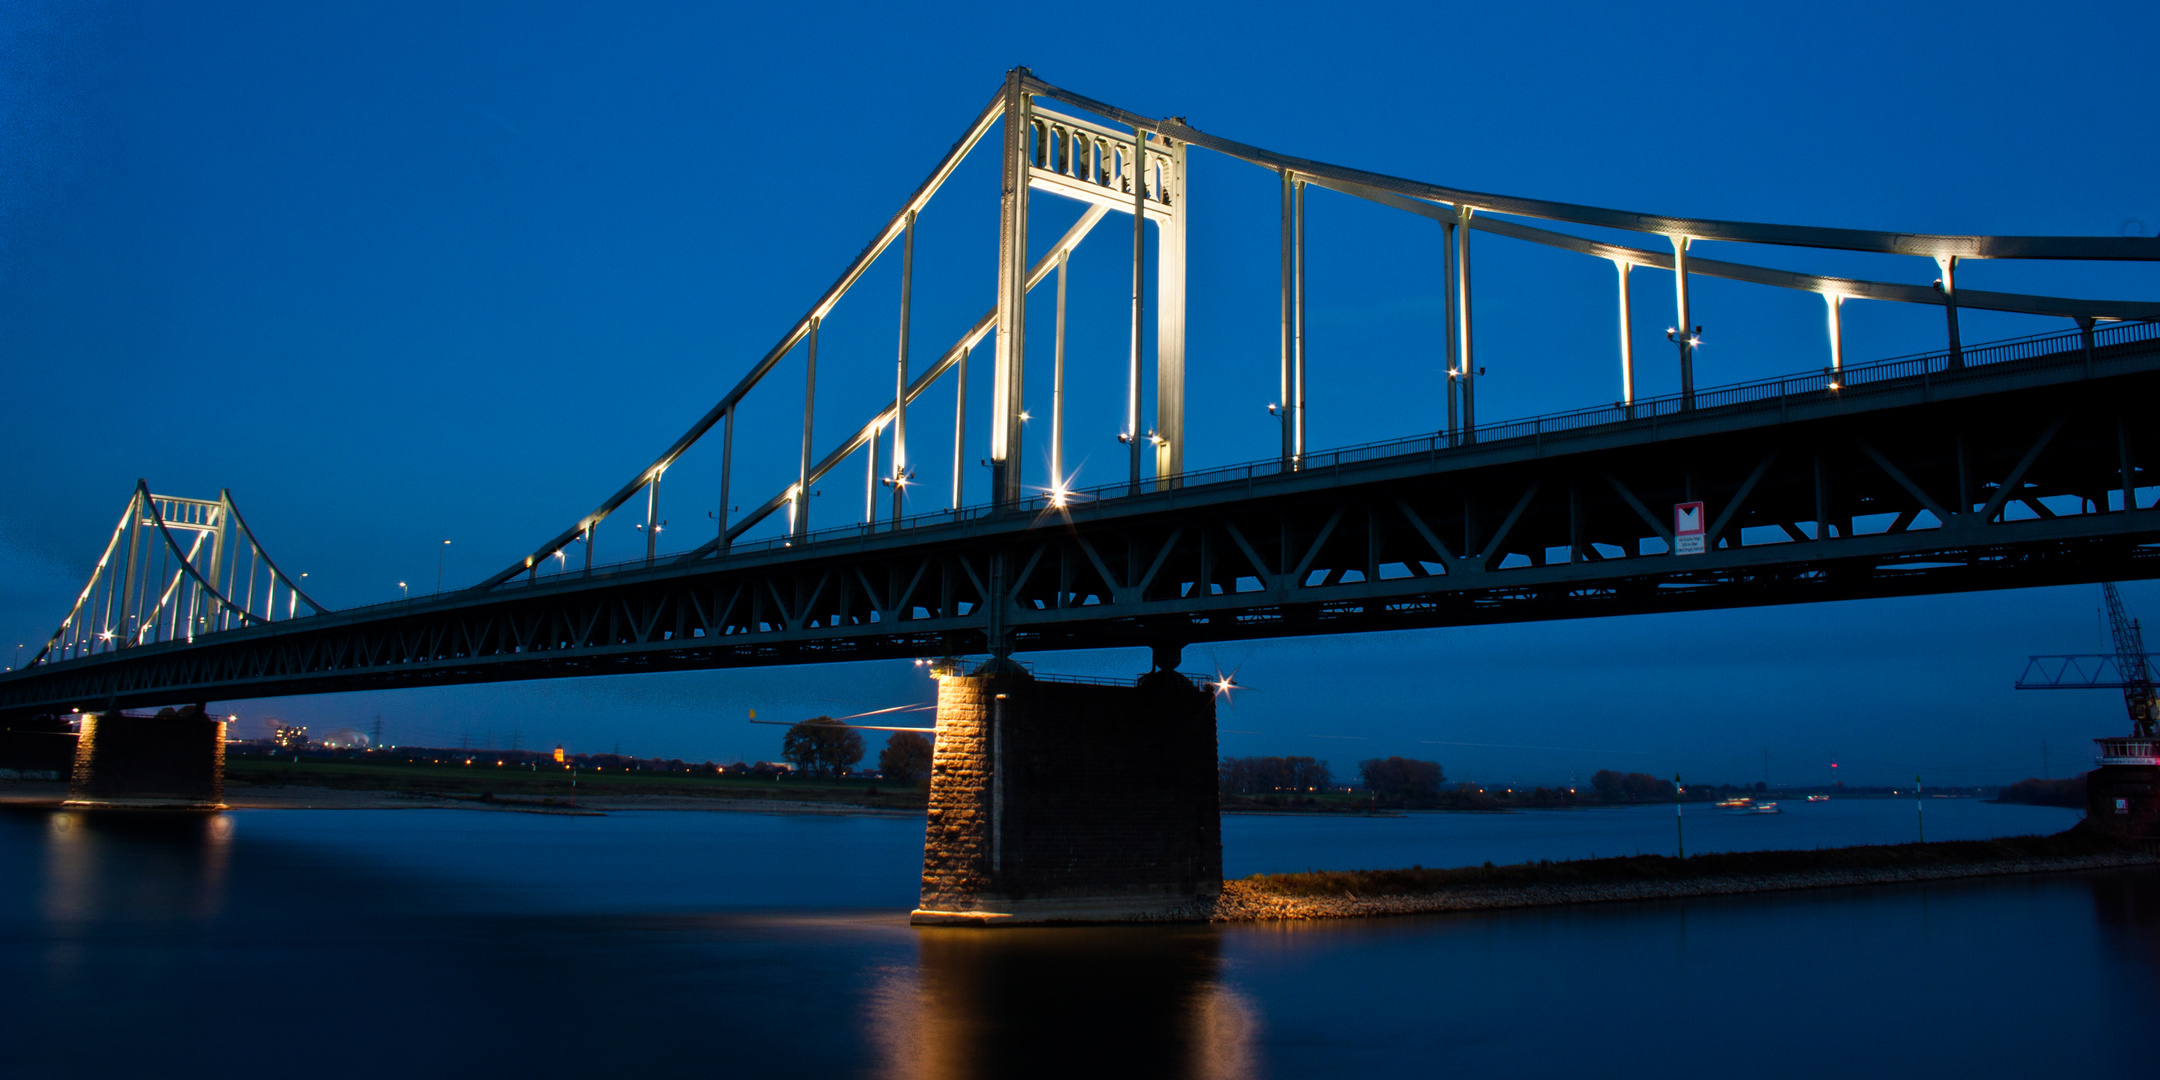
1019, 317, 2160, 512
485, 318, 2158, 590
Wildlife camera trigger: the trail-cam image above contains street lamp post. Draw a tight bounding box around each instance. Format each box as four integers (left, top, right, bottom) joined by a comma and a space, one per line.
436, 540, 451, 594
398, 581, 408, 600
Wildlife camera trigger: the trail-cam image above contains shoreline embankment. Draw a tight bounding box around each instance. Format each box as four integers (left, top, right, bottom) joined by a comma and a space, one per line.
1204, 831, 2153, 922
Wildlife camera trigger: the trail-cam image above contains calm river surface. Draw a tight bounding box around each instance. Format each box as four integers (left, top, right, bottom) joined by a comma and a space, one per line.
4, 797, 2151, 1079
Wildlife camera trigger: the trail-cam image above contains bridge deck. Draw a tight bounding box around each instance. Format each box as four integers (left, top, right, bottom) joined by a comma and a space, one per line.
6, 321, 2159, 715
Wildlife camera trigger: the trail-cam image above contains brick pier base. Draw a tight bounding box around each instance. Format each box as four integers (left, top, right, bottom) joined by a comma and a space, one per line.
66, 710, 226, 809
912, 665, 1221, 925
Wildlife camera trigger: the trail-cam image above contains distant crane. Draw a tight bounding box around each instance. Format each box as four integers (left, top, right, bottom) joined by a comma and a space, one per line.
2101, 583, 2158, 737
2016, 582, 2160, 738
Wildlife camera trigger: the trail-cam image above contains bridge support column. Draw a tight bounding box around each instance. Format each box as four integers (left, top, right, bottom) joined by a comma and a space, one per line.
1153, 136, 1187, 489
913, 666, 1220, 925
1454, 204, 1477, 441
66, 707, 226, 808
990, 69, 1030, 509
1936, 255, 1964, 370
1672, 234, 1696, 409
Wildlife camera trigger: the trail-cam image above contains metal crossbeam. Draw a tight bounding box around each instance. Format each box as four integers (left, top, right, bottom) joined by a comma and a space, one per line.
2017, 654, 2160, 689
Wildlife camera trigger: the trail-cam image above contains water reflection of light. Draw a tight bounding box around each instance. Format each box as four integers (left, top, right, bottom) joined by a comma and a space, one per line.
42, 812, 93, 925
1184, 980, 1259, 1080
869, 926, 1258, 1079
40, 811, 234, 926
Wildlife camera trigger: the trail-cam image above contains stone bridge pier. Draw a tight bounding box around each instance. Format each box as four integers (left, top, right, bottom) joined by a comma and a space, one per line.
65, 707, 226, 809
912, 664, 1221, 925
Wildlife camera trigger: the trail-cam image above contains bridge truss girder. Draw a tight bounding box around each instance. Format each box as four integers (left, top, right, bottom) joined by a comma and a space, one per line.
6, 339, 2160, 717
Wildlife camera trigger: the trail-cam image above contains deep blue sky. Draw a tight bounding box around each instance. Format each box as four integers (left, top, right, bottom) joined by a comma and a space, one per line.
5, 0, 2158, 786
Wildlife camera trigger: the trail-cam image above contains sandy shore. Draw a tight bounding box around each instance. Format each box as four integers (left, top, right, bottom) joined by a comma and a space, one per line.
1204, 850, 2159, 921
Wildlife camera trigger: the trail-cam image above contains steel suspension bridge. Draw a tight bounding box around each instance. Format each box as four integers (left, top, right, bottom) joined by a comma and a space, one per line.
6, 68, 2159, 716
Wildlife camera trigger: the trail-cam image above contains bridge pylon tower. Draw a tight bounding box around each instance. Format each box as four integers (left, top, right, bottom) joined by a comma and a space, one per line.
30, 481, 327, 670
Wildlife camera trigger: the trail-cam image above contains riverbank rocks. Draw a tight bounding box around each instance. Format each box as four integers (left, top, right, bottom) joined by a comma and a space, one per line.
1205, 851, 2160, 922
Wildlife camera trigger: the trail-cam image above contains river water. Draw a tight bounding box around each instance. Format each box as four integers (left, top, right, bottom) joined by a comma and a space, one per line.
3, 798, 2151, 1079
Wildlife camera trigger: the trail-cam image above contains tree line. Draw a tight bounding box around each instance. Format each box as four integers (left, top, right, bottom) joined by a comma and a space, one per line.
1995, 775, 2084, 808
1219, 755, 1333, 794
1590, 770, 1675, 802
1218, 756, 1784, 809
1219, 755, 1450, 803
780, 717, 934, 784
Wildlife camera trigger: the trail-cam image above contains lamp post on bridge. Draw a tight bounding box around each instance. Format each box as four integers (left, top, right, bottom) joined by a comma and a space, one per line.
436, 540, 450, 595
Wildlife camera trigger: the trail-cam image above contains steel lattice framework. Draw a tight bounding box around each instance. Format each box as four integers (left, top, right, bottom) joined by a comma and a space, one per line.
5, 68, 2158, 716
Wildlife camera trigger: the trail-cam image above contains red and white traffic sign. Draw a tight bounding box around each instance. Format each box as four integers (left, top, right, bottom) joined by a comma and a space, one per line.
1673, 501, 1705, 555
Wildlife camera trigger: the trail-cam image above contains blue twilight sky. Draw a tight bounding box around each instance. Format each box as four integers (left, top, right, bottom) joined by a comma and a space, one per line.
5, 0, 2159, 786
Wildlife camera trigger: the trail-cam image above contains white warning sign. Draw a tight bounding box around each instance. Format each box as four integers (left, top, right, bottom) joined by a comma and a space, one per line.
1674, 501, 1706, 555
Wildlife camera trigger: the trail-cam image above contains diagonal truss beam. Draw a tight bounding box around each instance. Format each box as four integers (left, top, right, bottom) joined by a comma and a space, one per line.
1978, 415, 2068, 524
